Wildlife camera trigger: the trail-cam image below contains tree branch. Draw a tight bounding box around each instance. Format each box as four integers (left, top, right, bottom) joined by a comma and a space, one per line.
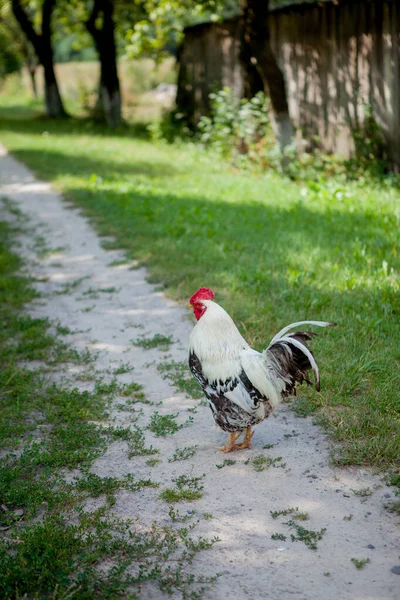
85, 0, 103, 48
11, 0, 42, 61
42, 0, 57, 43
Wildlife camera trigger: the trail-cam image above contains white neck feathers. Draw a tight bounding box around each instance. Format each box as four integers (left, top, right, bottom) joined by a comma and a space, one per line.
189, 301, 249, 363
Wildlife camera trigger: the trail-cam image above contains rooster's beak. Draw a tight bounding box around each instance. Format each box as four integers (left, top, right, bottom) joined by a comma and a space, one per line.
188, 303, 193, 308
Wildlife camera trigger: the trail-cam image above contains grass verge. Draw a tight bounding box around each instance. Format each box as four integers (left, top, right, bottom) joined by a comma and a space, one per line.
0, 214, 217, 599
0, 103, 399, 472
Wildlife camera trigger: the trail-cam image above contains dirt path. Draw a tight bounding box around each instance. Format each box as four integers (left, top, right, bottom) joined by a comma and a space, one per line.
0, 144, 399, 599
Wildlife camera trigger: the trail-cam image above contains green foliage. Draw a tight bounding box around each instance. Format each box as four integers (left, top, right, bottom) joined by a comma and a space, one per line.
168, 445, 198, 462
245, 454, 284, 471
198, 88, 276, 165
270, 508, 309, 520
348, 104, 388, 179
160, 474, 205, 503
271, 507, 299, 519
158, 360, 204, 399
127, 0, 228, 59
0, 511, 217, 599
127, 425, 159, 457
148, 107, 193, 143
146, 457, 161, 467
148, 411, 192, 436
351, 557, 370, 570
195, 88, 394, 184
132, 332, 173, 350
386, 472, 400, 489
286, 520, 327, 551
168, 506, 196, 522
216, 459, 236, 469
271, 532, 287, 541
53, 33, 97, 63
74, 472, 158, 497
113, 362, 135, 375
351, 487, 374, 498
0, 31, 21, 78
0, 5, 24, 80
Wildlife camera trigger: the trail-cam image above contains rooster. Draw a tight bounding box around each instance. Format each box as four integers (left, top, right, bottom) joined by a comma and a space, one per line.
188, 287, 335, 453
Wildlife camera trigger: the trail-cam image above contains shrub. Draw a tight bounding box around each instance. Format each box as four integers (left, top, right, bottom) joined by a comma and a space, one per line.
198, 88, 276, 166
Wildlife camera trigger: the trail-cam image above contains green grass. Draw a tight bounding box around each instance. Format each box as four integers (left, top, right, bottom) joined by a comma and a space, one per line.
245, 454, 285, 471
158, 360, 204, 399
286, 520, 327, 551
351, 557, 370, 570
132, 333, 173, 350
127, 425, 159, 457
270, 508, 309, 521
168, 445, 198, 462
148, 411, 183, 436
216, 459, 236, 469
0, 103, 399, 471
269, 509, 322, 550
160, 475, 205, 503
271, 533, 287, 541
0, 217, 217, 599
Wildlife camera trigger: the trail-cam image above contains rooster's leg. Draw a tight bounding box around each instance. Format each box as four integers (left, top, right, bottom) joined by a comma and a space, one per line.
214, 431, 241, 453
234, 427, 254, 450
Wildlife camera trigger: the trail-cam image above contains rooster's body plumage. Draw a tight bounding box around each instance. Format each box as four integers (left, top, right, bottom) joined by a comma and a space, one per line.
188, 288, 335, 452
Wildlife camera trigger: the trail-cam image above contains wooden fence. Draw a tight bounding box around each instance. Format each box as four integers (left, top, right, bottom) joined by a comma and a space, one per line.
177, 0, 400, 168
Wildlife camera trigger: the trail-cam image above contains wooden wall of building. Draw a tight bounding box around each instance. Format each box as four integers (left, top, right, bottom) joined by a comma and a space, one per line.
177, 0, 400, 167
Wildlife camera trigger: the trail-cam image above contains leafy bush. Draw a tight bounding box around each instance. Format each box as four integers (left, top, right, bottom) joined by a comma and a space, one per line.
198, 88, 276, 166
148, 107, 193, 142
187, 88, 394, 183
347, 104, 388, 179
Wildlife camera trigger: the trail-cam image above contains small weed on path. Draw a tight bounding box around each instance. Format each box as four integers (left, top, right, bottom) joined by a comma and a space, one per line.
127, 425, 159, 457
113, 362, 134, 375
351, 558, 370, 570
132, 333, 173, 350
169, 445, 198, 462
270, 508, 324, 551
245, 454, 285, 471
286, 520, 327, 551
148, 411, 182, 436
271, 508, 309, 521
158, 360, 204, 399
160, 475, 205, 503
271, 533, 287, 541
216, 459, 236, 469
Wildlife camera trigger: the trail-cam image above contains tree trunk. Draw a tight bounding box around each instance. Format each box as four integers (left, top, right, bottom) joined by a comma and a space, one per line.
43, 62, 65, 117
11, 0, 67, 118
239, 26, 264, 99
28, 65, 38, 99
241, 0, 294, 149
99, 83, 121, 128
86, 0, 122, 128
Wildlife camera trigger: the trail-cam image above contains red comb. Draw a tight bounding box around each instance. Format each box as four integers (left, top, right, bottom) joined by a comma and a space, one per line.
190, 287, 215, 305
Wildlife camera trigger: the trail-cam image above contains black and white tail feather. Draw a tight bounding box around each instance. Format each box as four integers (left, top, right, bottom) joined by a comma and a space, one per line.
265, 320, 336, 393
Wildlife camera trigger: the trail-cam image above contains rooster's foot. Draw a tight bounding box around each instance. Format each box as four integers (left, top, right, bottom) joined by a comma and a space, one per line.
233, 427, 254, 450
214, 432, 241, 453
